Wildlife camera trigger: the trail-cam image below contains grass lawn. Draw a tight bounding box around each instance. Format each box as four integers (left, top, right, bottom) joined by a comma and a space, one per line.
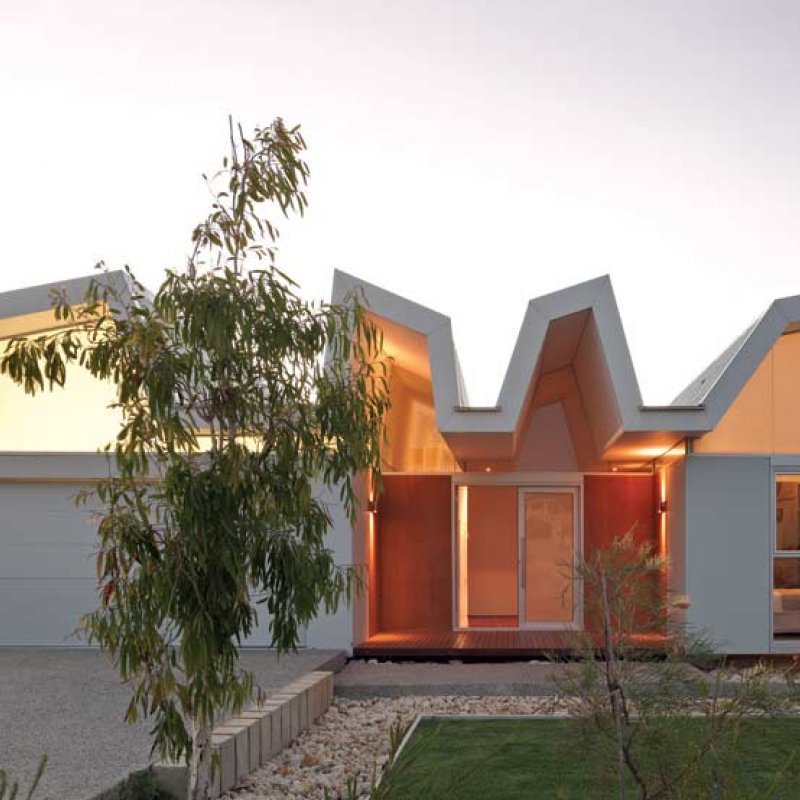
382, 717, 800, 799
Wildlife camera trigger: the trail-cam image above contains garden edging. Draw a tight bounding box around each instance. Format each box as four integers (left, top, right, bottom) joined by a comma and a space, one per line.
150, 670, 334, 799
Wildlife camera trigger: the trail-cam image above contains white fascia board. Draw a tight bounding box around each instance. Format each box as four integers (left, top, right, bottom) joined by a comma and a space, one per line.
493, 302, 548, 428
332, 269, 800, 445
590, 278, 643, 429
331, 269, 450, 336
0, 452, 115, 480
332, 270, 464, 430
631, 407, 711, 434
699, 301, 790, 428
0, 270, 132, 321
332, 271, 650, 441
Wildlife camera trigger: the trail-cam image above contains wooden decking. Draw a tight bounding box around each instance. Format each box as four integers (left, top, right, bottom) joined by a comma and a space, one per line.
353, 629, 582, 659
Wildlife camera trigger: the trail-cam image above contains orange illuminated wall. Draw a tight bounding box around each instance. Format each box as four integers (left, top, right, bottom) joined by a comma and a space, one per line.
695, 331, 800, 454
584, 474, 660, 634
367, 505, 380, 638
381, 365, 456, 472
376, 475, 452, 632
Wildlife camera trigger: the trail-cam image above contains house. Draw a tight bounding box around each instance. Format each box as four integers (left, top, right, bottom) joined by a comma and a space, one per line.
2, 269, 800, 655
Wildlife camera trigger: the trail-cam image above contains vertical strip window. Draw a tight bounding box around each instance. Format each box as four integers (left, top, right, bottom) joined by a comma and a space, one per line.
773, 475, 800, 640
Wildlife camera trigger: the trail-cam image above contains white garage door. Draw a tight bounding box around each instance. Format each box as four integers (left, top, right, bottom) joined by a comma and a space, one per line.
0, 482, 98, 645
0, 482, 295, 647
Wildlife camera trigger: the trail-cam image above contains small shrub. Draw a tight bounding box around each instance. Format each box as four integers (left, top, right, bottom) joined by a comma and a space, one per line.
117, 769, 173, 800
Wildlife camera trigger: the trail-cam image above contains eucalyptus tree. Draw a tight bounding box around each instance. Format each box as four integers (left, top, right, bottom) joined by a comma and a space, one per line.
1, 118, 390, 800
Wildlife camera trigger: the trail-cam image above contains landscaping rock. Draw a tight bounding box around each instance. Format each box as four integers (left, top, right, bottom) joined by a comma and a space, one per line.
226, 694, 565, 799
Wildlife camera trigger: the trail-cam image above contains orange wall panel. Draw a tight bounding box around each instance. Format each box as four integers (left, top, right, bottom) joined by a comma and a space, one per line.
695, 331, 800, 454
377, 475, 452, 632
584, 474, 660, 635
584, 474, 657, 553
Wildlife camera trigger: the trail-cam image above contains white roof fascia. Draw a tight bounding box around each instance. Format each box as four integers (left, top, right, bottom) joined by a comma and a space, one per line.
590, 277, 643, 430
635, 406, 711, 433
698, 300, 791, 429
0, 270, 133, 323
332, 270, 662, 442
331, 270, 463, 430
332, 271, 800, 445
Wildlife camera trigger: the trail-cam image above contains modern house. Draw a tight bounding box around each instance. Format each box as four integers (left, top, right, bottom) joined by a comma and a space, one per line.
2, 270, 800, 655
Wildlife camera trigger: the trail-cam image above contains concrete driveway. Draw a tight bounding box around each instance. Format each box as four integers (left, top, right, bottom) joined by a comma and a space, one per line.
0, 648, 343, 800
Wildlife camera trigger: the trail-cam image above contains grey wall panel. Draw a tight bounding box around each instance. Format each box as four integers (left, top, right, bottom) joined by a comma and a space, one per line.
304, 482, 354, 650
0, 479, 302, 648
685, 455, 771, 654
0, 579, 97, 645
0, 542, 95, 579
0, 482, 97, 644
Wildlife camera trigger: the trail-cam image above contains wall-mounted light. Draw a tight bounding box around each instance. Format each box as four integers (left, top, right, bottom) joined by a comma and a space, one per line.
657, 499, 668, 515
367, 499, 377, 514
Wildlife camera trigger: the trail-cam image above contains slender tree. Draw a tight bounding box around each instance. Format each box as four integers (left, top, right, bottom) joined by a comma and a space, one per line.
1, 118, 390, 800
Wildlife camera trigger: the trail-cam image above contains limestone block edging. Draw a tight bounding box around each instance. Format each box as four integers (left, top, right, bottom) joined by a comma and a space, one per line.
153, 670, 335, 798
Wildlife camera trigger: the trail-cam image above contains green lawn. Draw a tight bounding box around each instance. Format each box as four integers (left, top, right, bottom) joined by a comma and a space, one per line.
382, 717, 800, 800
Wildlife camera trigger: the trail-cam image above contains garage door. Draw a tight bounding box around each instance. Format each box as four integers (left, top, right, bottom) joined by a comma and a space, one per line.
0, 482, 295, 647
0, 483, 97, 645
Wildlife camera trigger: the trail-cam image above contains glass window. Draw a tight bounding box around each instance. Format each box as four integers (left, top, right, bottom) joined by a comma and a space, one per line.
773, 558, 800, 639
774, 476, 800, 639
776, 478, 800, 550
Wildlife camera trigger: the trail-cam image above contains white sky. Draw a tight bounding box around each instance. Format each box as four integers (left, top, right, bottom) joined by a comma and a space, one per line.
2, 0, 800, 405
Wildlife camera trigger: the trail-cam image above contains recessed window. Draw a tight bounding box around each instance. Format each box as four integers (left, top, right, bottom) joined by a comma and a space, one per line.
774, 476, 800, 640
776, 479, 800, 549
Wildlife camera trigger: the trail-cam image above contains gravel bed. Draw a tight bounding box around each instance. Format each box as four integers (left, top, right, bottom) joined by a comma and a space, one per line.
227, 694, 567, 800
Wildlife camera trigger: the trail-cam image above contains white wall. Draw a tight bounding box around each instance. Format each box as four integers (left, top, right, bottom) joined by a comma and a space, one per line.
304, 481, 356, 651
684, 455, 771, 654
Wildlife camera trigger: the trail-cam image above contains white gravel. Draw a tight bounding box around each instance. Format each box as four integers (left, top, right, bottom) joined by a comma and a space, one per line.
226, 694, 567, 800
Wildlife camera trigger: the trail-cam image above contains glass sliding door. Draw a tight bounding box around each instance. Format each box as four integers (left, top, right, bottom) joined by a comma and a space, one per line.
519, 488, 578, 627
452, 479, 581, 631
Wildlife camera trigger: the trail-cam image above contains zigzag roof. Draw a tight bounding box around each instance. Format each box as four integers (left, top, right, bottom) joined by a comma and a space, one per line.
332, 270, 800, 460
3, 269, 798, 462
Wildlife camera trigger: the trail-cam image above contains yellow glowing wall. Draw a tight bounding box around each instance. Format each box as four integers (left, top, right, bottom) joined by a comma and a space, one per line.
695, 331, 800, 454
381, 365, 456, 472
0, 330, 121, 452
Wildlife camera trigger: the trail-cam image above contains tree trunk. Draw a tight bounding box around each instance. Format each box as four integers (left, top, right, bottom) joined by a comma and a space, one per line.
188, 718, 211, 800
601, 568, 627, 800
